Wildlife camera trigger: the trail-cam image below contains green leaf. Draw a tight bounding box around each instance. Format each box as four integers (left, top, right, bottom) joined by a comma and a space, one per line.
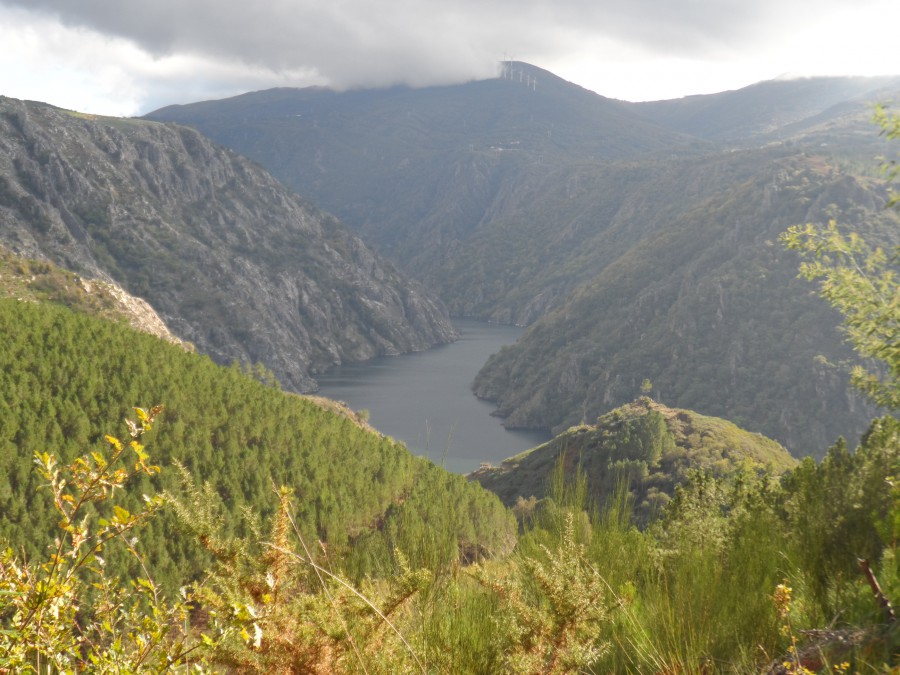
113, 505, 131, 523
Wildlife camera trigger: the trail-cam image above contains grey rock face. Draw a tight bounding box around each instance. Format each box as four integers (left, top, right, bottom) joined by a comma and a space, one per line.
0, 97, 456, 391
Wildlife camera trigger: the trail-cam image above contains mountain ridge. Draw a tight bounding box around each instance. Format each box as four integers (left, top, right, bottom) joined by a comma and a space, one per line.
472, 152, 893, 454
629, 74, 900, 142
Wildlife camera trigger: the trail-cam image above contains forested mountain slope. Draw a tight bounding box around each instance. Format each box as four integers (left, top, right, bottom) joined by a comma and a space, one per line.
145, 62, 706, 318
0, 96, 455, 392
144, 65, 897, 323
0, 294, 514, 589
473, 153, 895, 454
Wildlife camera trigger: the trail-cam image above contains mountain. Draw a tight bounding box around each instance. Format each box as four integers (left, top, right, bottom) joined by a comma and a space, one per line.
471, 150, 895, 454
144, 67, 898, 322
144, 65, 900, 454
0, 96, 456, 392
630, 75, 900, 144
145, 62, 708, 318
470, 397, 797, 523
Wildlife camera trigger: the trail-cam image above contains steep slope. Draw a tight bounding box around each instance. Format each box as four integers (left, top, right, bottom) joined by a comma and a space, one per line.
0, 96, 455, 392
470, 397, 797, 523
143, 67, 899, 324
473, 153, 894, 455
145, 62, 705, 306
0, 295, 515, 588
0, 245, 186, 346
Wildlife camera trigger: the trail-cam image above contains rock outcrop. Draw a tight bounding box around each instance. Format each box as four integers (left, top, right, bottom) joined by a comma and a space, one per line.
0, 97, 456, 391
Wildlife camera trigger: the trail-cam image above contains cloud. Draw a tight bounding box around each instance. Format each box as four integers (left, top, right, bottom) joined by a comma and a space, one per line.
0, 6, 146, 115
6, 0, 504, 89
1, 0, 898, 115
1, 0, 860, 87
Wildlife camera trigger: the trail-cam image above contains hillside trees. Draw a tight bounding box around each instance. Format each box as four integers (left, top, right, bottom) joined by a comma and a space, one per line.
472, 112, 900, 671
778, 106, 900, 628
471, 151, 896, 456
0, 297, 514, 592
0, 290, 524, 671
780, 221, 900, 409
780, 418, 900, 622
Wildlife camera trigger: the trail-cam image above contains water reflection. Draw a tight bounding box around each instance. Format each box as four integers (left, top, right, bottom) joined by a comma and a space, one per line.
316, 319, 549, 474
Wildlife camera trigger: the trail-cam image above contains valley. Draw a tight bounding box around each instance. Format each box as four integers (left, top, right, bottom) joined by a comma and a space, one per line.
0, 97, 456, 393
1, 62, 899, 672
146, 63, 900, 456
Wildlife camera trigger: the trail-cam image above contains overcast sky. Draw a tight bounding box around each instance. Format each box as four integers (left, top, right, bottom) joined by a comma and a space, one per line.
1, 0, 898, 117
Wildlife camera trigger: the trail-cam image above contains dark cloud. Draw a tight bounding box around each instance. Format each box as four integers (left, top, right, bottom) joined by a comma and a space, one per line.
3, 0, 894, 116
0, 0, 848, 91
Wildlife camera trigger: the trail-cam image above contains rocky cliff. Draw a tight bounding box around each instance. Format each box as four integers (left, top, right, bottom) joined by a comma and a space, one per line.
0, 244, 188, 348
0, 97, 456, 391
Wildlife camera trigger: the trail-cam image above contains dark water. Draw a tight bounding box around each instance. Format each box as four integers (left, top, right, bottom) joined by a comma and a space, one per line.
316, 319, 549, 474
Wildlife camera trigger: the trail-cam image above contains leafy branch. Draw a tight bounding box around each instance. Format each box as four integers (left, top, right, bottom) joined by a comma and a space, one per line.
780, 221, 899, 409
0, 405, 211, 672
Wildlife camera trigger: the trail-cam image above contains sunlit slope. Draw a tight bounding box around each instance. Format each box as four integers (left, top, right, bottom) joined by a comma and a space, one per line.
0, 296, 514, 588
470, 397, 797, 523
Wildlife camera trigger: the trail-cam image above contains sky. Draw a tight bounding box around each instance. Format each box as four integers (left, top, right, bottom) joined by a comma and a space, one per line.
1, 0, 898, 118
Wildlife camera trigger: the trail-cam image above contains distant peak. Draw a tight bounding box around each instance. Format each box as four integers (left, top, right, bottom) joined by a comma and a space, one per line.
498, 61, 542, 90
772, 71, 816, 82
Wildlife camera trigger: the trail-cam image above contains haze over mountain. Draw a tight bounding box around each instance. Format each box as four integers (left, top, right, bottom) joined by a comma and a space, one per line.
630, 75, 900, 142
0, 96, 456, 392
147, 63, 899, 454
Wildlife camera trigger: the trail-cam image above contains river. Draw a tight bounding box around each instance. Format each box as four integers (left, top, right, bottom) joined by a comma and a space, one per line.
316, 319, 549, 474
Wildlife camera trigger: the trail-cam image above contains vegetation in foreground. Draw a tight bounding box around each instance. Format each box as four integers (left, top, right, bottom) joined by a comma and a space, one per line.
1, 405, 897, 672
1, 254, 897, 672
